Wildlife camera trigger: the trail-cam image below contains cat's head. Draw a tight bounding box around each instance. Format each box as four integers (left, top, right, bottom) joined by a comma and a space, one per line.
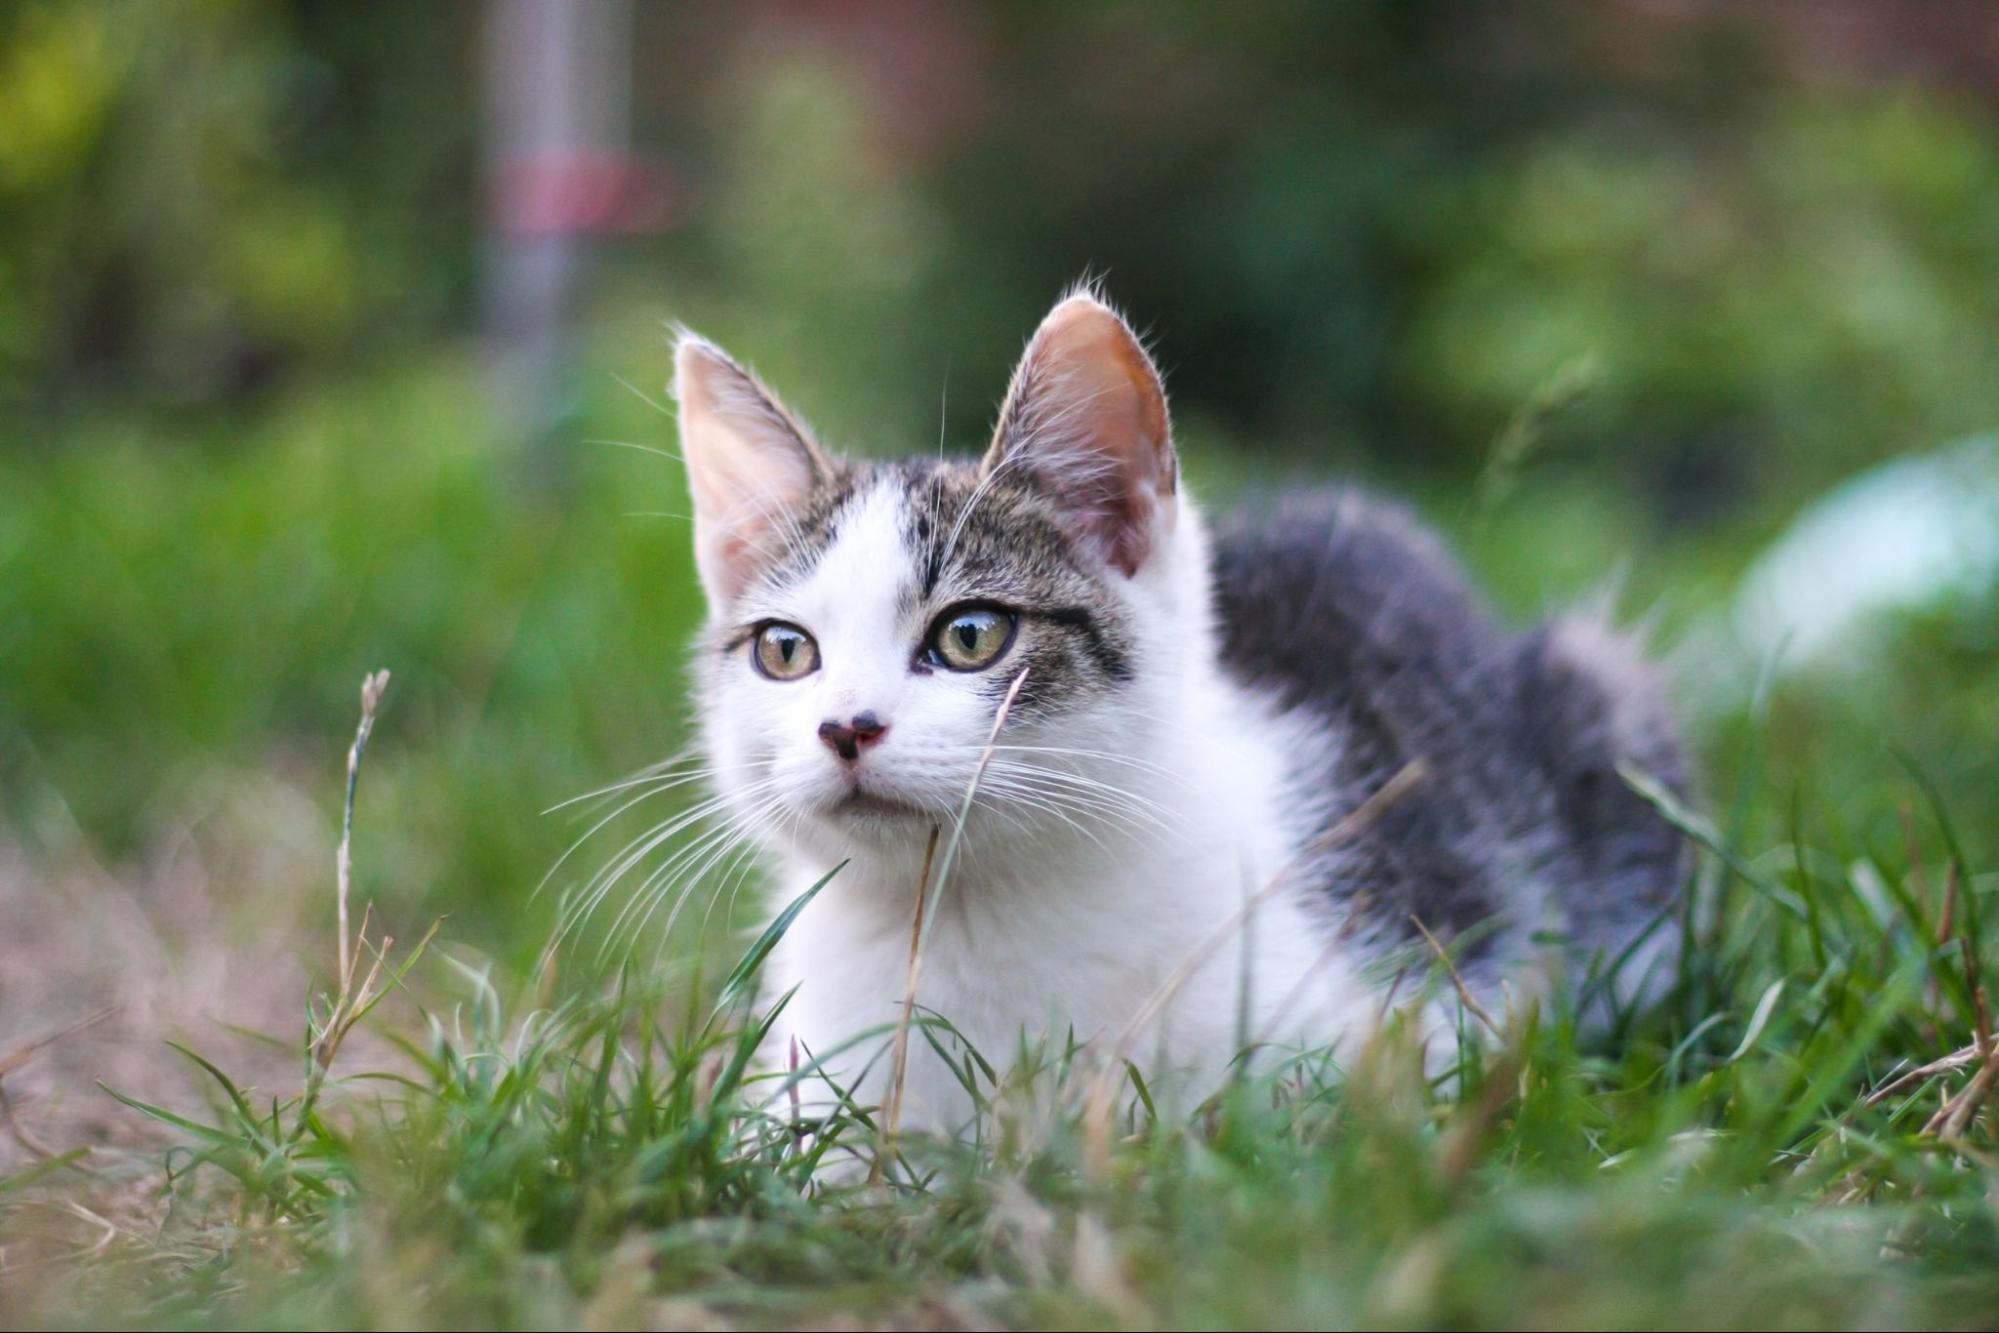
673, 289, 1204, 861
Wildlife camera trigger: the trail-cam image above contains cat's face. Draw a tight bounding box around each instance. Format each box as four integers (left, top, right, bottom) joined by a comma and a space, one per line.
675, 291, 1196, 860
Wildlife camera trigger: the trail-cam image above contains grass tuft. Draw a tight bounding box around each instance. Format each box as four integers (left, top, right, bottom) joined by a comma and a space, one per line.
6, 666, 1992, 1330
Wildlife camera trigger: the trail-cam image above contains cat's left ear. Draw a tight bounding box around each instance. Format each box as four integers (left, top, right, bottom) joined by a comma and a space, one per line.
983, 289, 1176, 577
673, 331, 832, 604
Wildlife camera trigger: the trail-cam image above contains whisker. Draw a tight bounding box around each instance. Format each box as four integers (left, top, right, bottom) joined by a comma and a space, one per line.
981, 774, 1162, 847
938, 743, 1183, 782
611, 369, 674, 419
532, 781, 695, 906
598, 808, 767, 963
581, 436, 684, 464
544, 747, 707, 815
979, 759, 1179, 831
626, 794, 788, 961
557, 778, 783, 946
983, 760, 1179, 823
976, 780, 1118, 854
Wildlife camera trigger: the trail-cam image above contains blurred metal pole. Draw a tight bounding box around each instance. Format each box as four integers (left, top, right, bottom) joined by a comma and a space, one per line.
481, 0, 634, 490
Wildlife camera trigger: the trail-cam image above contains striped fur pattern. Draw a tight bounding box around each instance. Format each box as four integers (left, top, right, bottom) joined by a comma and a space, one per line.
669, 288, 1690, 1137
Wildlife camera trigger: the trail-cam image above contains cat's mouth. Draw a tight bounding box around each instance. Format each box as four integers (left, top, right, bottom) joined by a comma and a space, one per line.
825, 788, 933, 822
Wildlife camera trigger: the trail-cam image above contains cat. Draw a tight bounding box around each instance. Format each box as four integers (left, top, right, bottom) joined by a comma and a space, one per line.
668, 285, 1689, 1138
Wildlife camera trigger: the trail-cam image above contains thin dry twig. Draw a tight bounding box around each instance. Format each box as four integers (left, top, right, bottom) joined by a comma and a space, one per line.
0, 1084, 61, 1161
1937, 862, 1961, 948
1853, 865, 1995, 1152
1923, 1056, 1998, 1142
1963, 937, 1992, 1058
1412, 916, 1502, 1039
873, 825, 941, 1186
337, 670, 391, 989
1436, 1047, 1522, 1190
1862, 1043, 1986, 1110
873, 668, 1030, 1182
0, 1008, 117, 1163
295, 670, 440, 1139
0, 1008, 117, 1083
1825, 863, 1996, 1205
1911, 855, 1996, 1145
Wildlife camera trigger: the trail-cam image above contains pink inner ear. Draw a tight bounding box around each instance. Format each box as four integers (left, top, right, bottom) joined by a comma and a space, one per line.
993, 298, 1176, 577
674, 337, 826, 602
689, 441, 819, 601
708, 525, 776, 599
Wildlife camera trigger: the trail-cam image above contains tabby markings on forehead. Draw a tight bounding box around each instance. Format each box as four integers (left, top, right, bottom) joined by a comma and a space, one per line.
711, 461, 1137, 702
734, 469, 862, 595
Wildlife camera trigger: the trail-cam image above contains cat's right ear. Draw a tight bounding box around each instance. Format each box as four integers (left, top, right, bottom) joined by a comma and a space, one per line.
672, 331, 830, 604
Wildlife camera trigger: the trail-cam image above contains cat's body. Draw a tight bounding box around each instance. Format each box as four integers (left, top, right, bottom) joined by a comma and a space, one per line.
669, 290, 1688, 1137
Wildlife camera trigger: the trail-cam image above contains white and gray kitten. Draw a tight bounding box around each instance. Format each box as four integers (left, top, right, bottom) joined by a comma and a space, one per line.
670, 288, 1688, 1133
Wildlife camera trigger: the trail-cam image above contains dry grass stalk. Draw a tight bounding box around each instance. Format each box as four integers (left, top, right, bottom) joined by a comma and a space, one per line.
298, 670, 437, 1135
1919, 940, 1996, 1143
337, 669, 391, 987
1937, 862, 1960, 947
874, 668, 1030, 1182
0, 1009, 117, 1086
1921, 1052, 1998, 1142
1411, 915, 1502, 1039
872, 825, 941, 1186
0, 1009, 116, 1161
1832, 830, 1996, 1204
1862, 1043, 1986, 1110
1436, 1047, 1522, 1190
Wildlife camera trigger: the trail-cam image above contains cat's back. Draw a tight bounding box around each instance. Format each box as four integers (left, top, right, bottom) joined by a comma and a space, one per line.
1209, 489, 1688, 995
1210, 490, 1506, 740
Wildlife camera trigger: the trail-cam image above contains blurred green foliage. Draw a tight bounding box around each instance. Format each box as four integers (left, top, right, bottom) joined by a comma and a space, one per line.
2, 9, 1997, 1327
0, 355, 706, 971
0, 1, 469, 417
9, 4, 1999, 499
2, 1, 1997, 949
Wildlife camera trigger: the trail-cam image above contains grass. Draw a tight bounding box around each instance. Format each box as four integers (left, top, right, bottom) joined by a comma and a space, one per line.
1, 349, 1995, 1329
11, 774, 1996, 1328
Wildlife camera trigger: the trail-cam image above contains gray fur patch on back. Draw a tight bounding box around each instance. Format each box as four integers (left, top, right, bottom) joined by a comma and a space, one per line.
1209, 490, 1690, 992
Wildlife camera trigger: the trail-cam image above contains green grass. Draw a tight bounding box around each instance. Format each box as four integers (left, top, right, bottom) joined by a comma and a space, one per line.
17, 809, 1999, 1330
1, 351, 1995, 1329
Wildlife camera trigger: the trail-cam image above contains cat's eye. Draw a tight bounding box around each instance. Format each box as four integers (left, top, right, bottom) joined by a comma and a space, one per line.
751, 623, 819, 681
925, 605, 1018, 672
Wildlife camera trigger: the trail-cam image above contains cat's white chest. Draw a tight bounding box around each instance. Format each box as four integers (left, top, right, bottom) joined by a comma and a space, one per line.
759, 750, 1377, 1134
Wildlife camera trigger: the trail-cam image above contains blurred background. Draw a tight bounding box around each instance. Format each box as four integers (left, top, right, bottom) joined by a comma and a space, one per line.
2, 1, 1996, 1001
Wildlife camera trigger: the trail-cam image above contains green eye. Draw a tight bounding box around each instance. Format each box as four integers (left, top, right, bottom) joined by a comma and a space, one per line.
752, 623, 819, 681
927, 605, 1017, 672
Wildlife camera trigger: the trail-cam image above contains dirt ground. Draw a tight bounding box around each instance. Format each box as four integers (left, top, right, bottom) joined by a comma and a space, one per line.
0, 771, 410, 1280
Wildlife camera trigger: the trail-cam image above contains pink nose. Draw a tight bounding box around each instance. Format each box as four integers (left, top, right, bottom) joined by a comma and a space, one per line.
817, 711, 887, 762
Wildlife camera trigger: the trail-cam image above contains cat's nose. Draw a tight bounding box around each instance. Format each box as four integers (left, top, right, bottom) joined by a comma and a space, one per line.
817, 711, 888, 763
